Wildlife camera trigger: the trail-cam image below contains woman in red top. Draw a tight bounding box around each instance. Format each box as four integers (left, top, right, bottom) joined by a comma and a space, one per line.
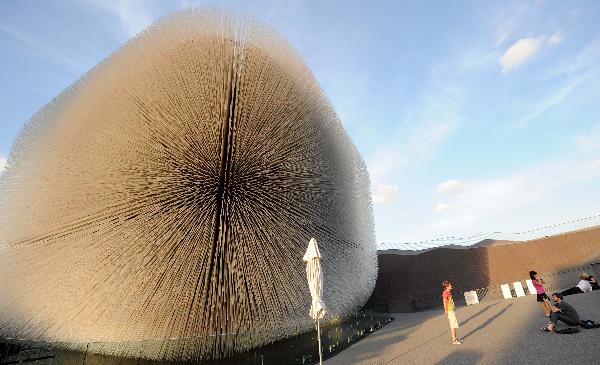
442, 281, 462, 345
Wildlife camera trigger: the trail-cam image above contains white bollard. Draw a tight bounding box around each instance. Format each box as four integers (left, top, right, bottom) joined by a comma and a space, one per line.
464, 290, 479, 305
513, 282, 526, 297
525, 279, 537, 295
501, 284, 512, 299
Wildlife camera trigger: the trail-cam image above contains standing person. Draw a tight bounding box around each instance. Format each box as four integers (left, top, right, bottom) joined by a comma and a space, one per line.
442, 281, 462, 345
529, 271, 552, 317
541, 292, 580, 331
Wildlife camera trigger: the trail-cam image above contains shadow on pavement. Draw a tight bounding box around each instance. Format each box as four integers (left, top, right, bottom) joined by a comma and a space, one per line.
370, 303, 503, 364
462, 303, 513, 340
334, 310, 442, 364
434, 349, 483, 365
459, 301, 501, 327
494, 290, 600, 364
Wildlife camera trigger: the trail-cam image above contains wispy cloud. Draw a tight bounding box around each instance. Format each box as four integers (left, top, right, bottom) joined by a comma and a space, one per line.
433, 155, 600, 232
495, 26, 512, 47
548, 31, 564, 45
576, 122, 600, 152
367, 118, 456, 209
0, 25, 83, 72
516, 71, 590, 128
436, 180, 464, 195
372, 184, 400, 204
367, 46, 468, 212
86, 0, 154, 40
492, 1, 531, 47
514, 39, 599, 128
435, 203, 450, 213
566, 39, 600, 75
368, 120, 456, 185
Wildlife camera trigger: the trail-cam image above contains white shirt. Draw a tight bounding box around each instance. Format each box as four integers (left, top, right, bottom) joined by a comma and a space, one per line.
577, 279, 592, 292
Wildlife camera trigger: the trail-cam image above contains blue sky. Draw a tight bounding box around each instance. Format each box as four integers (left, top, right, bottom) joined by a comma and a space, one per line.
1, 0, 599, 244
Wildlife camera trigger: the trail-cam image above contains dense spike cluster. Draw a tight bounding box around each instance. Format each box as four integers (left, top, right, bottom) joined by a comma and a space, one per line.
0, 9, 377, 361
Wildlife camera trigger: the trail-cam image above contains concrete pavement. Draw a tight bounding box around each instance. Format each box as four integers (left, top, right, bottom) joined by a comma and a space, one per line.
325, 290, 600, 364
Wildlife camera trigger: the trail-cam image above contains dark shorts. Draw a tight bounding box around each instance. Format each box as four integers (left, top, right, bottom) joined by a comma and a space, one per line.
537, 293, 549, 302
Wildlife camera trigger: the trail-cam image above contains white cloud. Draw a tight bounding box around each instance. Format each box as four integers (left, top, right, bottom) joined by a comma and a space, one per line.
500, 37, 543, 73
576, 123, 600, 152
435, 203, 450, 213
500, 31, 566, 74
436, 180, 464, 195
495, 28, 512, 47
372, 184, 400, 204
548, 31, 564, 45
0, 156, 7, 174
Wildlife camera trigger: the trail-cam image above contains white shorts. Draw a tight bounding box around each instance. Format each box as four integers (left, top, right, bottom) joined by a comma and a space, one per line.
447, 311, 459, 329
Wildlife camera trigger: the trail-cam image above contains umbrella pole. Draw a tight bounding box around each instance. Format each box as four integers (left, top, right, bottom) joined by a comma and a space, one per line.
317, 319, 323, 365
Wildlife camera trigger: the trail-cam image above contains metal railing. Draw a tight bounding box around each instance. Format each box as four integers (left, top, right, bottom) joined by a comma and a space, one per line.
379, 214, 600, 251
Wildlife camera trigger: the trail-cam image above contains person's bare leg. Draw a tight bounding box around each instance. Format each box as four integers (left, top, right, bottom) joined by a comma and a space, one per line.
451, 328, 457, 342
539, 302, 546, 315
540, 301, 550, 316
544, 299, 553, 316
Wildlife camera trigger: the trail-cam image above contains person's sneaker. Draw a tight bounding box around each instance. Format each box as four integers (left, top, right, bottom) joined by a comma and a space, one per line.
452, 340, 462, 345
540, 324, 554, 332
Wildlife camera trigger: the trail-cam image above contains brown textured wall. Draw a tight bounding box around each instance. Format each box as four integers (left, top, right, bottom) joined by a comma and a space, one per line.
370, 227, 600, 312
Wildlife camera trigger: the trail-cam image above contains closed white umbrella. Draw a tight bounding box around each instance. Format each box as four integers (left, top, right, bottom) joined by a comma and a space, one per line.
303, 237, 326, 365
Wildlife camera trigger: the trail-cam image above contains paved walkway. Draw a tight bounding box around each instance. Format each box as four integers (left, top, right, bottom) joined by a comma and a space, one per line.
325, 290, 600, 364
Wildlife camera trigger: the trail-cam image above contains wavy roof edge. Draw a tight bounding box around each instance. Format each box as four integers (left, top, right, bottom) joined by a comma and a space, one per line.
378, 215, 600, 254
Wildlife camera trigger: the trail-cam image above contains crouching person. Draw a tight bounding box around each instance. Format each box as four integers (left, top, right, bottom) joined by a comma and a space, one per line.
542, 292, 580, 331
